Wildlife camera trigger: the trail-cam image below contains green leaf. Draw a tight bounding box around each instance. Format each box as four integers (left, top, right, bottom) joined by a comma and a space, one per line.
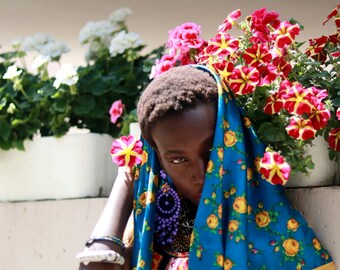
332, 97, 340, 106
74, 95, 96, 115
259, 122, 286, 142
0, 119, 11, 140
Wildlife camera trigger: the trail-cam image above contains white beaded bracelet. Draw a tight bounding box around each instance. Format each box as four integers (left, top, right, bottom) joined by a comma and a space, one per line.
76, 250, 125, 265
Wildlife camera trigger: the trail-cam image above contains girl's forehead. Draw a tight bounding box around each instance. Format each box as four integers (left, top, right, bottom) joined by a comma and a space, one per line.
151, 104, 216, 149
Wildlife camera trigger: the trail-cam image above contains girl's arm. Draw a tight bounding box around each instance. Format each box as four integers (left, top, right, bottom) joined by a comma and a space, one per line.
78, 167, 135, 270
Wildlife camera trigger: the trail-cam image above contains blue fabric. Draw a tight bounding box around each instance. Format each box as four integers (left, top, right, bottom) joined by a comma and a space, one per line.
132, 65, 333, 269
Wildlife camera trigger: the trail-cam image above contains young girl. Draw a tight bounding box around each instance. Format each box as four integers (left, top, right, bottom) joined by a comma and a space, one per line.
77, 65, 336, 270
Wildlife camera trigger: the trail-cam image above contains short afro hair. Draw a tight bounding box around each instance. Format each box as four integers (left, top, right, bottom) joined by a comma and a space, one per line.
137, 65, 218, 146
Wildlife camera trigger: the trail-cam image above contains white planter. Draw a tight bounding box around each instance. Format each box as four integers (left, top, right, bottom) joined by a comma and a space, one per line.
0, 132, 118, 201
285, 136, 338, 187
129, 122, 141, 139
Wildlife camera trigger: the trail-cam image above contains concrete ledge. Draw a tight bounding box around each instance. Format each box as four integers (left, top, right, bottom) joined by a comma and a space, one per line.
0, 187, 339, 269
285, 186, 340, 266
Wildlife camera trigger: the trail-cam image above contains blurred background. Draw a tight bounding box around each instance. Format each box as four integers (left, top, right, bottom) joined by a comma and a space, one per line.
0, 0, 339, 269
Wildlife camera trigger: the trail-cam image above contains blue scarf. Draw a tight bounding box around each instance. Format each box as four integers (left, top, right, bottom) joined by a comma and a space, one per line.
132, 65, 334, 269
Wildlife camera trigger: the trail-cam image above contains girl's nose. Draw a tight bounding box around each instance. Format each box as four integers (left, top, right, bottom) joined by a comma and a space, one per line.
192, 158, 206, 184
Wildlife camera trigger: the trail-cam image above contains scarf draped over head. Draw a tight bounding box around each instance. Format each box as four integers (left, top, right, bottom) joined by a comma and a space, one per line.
132, 65, 335, 270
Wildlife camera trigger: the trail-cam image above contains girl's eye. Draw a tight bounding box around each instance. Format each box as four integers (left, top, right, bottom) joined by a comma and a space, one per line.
171, 157, 186, 164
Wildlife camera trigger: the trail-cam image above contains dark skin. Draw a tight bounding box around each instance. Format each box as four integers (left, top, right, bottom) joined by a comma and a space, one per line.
79, 103, 217, 269
152, 103, 216, 205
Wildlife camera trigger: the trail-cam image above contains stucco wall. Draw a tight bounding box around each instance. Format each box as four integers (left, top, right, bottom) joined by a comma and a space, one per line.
0, 187, 339, 270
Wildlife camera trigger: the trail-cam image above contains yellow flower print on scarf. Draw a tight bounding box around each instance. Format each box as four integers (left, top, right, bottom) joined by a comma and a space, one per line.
243, 117, 252, 128
139, 191, 155, 208
313, 238, 322, 251
224, 130, 237, 147
283, 238, 300, 257
207, 160, 214, 173
206, 214, 219, 229
224, 258, 234, 270
287, 218, 299, 231
228, 220, 239, 232
232, 196, 247, 214
255, 211, 271, 227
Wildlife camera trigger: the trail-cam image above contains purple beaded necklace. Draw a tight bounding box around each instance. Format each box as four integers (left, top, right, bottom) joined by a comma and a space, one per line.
154, 170, 181, 246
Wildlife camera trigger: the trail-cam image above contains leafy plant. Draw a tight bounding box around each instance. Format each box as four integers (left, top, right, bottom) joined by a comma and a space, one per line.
0, 7, 164, 150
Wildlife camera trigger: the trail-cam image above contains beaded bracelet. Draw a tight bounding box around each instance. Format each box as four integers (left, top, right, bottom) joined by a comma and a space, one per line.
85, 236, 125, 251
76, 250, 125, 265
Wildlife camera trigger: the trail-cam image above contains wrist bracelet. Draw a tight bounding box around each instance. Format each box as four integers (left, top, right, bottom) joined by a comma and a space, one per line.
85, 236, 125, 251
76, 250, 125, 265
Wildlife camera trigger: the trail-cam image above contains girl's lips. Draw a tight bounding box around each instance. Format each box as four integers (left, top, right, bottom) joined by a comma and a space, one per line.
196, 194, 202, 200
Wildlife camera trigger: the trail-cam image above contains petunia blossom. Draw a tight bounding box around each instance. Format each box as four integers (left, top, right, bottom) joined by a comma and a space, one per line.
109, 100, 124, 124
270, 21, 300, 49
322, 4, 340, 27
217, 9, 241, 33
281, 83, 315, 115
285, 116, 316, 140
263, 93, 283, 114
337, 108, 340, 120
250, 8, 281, 43
259, 151, 291, 185
229, 66, 260, 95
242, 44, 272, 67
328, 128, 340, 152
308, 103, 331, 130
110, 135, 143, 167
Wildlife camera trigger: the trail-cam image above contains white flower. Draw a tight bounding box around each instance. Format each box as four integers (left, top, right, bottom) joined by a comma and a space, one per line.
79, 20, 117, 46
3, 65, 22, 79
39, 41, 70, 59
53, 63, 79, 89
109, 7, 133, 23
31, 55, 51, 70
22, 33, 54, 52
7, 103, 16, 114
109, 31, 143, 57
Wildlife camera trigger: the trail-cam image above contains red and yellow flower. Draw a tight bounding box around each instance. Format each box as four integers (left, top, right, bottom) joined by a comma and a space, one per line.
110, 135, 143, 167
259, 151, 290, 185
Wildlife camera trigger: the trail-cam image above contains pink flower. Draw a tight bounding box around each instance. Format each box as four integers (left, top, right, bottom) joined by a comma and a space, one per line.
286, 116, 316, 140
208, 33, 239, 57
242, 44, 272, 67
211, 60, 234, 84
229, 66, 260, 95
337, 108, 340, 120
263, 93, 283, 114
308, 103, 331, 130
305, 36, 328, 57
109, 100, 124, 124
272, 57, 292, 79
250, 8, 281, 43
259, 151, 291, 185
270, 21, 300, 49
328, 128, 340, 152
257, 64, 277, 86
281, 84, 315, 115
218, 9, 241, 32
323, 4, 340, 27
167, 22, 204, 53
331, 51, 340, 58
150, 50, 177, 79
110, 135, 143, 167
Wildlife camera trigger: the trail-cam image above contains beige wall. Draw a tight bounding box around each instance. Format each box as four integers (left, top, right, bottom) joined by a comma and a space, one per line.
0, 188, 339, 270
1, 0, 339, 67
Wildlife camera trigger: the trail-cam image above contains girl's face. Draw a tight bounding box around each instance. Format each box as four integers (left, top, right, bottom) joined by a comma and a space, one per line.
151, 103, 216, 205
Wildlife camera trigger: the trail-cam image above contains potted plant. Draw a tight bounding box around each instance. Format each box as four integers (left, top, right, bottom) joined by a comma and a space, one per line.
0, 7, 163, 201
149, 6, 340, 187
